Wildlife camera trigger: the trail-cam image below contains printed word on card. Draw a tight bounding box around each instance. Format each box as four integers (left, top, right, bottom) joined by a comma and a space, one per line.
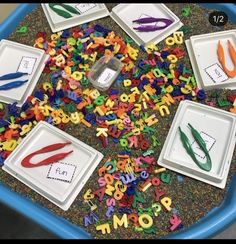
75, 4, 97, 14
47, 162, 76, 183
17, 56, 37, 75
97, 68, 117, 84
205, 63, 228, 83
191, 132, 216, 159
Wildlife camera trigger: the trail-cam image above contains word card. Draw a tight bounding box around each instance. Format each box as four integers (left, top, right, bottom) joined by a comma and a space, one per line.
17, 56, 37, 75
191, 132, 216, 159
47, 162, 77, 183
97, 68, 117, 84
75, 4, 97, 14
205, 63, 228, 83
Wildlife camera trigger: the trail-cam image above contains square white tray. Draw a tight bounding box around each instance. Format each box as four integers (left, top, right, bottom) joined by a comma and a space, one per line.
3, 121, 104, 210
158, 100, 236, 189
0, 39, 48, 106
110, 3, 183, 46
42, 3, 110, 33
185, 29, 236, 90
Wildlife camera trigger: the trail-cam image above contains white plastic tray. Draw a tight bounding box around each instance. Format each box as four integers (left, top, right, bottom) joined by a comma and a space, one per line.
3, 121, 104, 210
185, 29, 236, 90
42, 3, 110, 33
158, 100, 236, 189
0, 39, 48, 106
110, 3, 183, 46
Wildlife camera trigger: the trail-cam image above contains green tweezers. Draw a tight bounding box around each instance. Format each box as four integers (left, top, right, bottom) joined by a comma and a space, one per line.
178, 123, 212, 172
49, 4, 80, 19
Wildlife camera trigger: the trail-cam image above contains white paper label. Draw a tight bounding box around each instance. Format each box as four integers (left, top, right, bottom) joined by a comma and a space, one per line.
75, 4, 97, 13
17, 56, 37, 75
205, 63, 228, 83
97, 68, 117, 85
47, 162, 76, 183
191, 132, 216, 159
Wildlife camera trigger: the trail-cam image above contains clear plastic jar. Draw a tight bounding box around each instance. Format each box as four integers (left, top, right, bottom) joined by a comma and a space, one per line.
88, 55, 123, 91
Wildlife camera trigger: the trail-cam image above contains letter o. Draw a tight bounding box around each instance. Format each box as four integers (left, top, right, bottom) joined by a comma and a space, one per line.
138, 214, 153, 229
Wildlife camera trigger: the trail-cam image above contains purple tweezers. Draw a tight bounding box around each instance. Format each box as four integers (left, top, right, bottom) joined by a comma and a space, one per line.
132, 17, 173, 32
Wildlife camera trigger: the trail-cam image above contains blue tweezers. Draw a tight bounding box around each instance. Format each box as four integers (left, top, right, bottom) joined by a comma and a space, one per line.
0, 72, 28, 90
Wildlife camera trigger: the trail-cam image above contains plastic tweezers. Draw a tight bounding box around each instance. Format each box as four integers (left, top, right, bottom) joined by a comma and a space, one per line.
178, 123, 212, 172
21, 142, 73, 168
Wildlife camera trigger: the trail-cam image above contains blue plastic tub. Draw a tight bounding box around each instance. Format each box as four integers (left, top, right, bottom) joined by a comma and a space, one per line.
0, 3, 236, 239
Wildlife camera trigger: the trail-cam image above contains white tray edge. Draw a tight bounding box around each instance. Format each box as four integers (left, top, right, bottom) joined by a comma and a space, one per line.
17, 53, 49, 107
61, 151, 104, 210
185, 39, 203, 89
190, 29, 236, 43
191, 30, 236, 88
0, 39, 48, 106
2, 121, 104, 209
42, 4, 110, 33
163, 100, 235, 180
109, 11, 143, 45
3, 157, 103, 211
157, 100, 236, 189
185, 30, 236, 90
110, 4, 183, 46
